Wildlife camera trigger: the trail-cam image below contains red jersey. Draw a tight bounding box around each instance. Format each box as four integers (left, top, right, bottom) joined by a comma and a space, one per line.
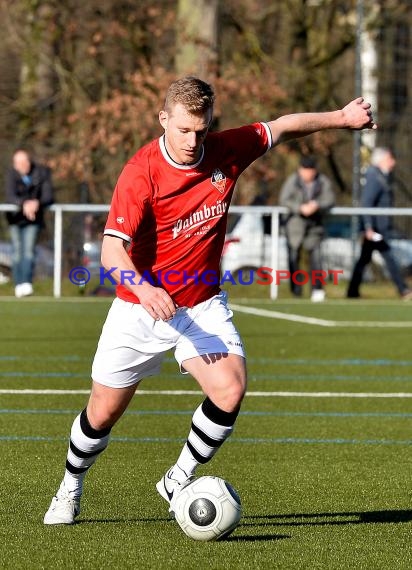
104, 122, 272, 307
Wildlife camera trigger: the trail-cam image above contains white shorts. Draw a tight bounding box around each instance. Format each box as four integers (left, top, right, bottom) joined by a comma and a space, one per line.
91, 291, 245, 388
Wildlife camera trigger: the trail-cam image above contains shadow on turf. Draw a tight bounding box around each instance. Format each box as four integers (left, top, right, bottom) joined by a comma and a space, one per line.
77, 517, 291, 541
225, 533, 290, 542
80, 517, 172, 524
80, 509, 412, 527
76, 509, 411, 543
242, 509, 412, 527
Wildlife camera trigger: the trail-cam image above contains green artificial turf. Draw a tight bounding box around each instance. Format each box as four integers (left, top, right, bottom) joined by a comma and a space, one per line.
0, 298, 412, 569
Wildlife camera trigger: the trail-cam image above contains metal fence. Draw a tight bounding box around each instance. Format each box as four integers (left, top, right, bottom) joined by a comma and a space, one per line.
1, 204, 412, 299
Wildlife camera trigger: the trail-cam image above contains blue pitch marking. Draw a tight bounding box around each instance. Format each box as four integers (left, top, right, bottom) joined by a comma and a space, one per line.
0, 372, 87, 378
1, 434, 412, 445
0, 356, 84, 362
247, 374, 412, 383
248, 358, 412, 367
2, 408, 412, 419
2, 356, 412, 367
2, 371, 412, 382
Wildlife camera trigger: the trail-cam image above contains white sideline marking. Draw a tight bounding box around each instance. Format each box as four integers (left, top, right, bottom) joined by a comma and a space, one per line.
230, 303, 412, 328
1, 389, 412, 398
231, 304, 334, 326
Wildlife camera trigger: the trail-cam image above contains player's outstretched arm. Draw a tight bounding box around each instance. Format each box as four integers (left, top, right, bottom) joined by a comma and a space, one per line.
268, 97, 377, 147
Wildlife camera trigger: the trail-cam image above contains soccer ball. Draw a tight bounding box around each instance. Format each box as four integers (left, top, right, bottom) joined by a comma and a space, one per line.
173, 476, 242, 541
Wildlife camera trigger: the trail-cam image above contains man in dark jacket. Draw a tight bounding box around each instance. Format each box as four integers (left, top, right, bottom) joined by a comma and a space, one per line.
347, 147, 412, 299
279, 155, 335, 301
5, 149, 54, 297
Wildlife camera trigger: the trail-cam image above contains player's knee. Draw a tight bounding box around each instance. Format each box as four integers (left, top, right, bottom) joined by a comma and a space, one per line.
233, 384, 247, 407
218, 378, 246, 412
86, 410, 114, 431
86, 402, 119, 431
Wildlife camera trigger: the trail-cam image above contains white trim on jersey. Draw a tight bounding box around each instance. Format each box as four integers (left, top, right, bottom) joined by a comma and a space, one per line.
159, 135, 205, 170
260, 122, 273, 150
103, 229, 132, 243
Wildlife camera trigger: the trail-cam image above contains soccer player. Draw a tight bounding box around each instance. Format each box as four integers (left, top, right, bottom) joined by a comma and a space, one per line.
44, 76, 376, 524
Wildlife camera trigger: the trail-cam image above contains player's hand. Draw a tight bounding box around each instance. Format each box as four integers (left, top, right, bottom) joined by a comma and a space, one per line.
365, 228, 375, 241
342, 97, 377, 130
22, 199, 40, 221
137, 283, 177, 321
300, 200, 319, 217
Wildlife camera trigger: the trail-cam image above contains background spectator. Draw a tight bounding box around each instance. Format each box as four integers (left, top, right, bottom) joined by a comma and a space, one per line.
347, 147, 412, 300
279, 155, 335, 302
5, 148, 54, 297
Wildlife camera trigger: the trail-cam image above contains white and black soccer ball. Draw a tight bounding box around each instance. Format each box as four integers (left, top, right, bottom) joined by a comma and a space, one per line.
173, 475, 242, 541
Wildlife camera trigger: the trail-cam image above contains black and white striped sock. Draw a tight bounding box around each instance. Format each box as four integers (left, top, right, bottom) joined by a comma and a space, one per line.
62, 408, 111, 497
173, 397, 240, 482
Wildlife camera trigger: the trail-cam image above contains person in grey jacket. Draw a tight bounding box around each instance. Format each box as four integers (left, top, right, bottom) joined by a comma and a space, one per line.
5, 149, 54, 297
279, 155, 335, 301
347, 147, 412, 299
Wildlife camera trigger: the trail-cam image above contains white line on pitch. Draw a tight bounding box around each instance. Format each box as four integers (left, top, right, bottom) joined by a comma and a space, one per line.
230, 303, 412, 328
230, 304, 334, 326
1, 389, 412, 398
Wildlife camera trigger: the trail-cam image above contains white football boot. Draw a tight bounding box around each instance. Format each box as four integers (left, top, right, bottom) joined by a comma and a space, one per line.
44, 483, 81, 525
156, 467, 193, 515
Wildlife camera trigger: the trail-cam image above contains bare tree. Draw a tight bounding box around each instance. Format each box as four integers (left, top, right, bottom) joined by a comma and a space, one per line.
175, 0, 219, 82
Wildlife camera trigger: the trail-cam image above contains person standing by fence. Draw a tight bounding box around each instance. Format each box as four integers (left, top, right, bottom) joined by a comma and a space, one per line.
347, 147, 412, 300
279, 155, 335, 302
4, 149, 54, 297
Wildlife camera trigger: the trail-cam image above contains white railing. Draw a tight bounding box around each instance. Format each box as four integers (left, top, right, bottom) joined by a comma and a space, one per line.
1, 203, 412, 299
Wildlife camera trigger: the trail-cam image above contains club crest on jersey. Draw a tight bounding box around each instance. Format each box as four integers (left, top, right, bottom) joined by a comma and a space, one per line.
211, 168, 227, 193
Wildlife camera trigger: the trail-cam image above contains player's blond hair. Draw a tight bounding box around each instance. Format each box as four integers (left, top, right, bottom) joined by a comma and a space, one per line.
164, 76, 215, 115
